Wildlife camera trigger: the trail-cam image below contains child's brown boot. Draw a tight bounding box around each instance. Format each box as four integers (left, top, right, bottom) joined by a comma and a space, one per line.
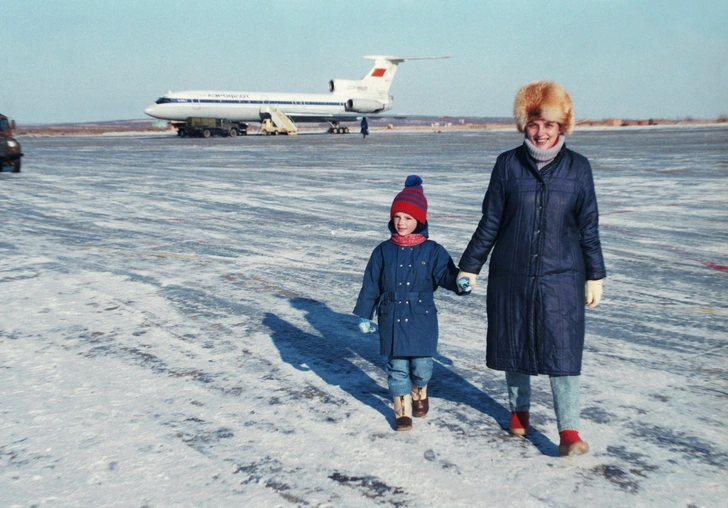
393, 395, 413, 431
558, 430, 589, 456
508, 411, 530, 436
411, 384, 429, 417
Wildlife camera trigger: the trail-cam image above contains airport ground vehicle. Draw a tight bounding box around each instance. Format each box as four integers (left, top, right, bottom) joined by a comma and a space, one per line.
259, 118, 297, 136
173, 117, 248, 137
258, 109, 298, 135
0, 114, 23, 173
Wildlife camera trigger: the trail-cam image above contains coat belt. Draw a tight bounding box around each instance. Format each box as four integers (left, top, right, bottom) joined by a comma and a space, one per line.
380, 291, 431, 303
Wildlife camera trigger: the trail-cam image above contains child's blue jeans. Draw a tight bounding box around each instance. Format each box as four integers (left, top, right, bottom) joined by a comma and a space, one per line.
386, 356, 433, 397
506, 371, 580, 432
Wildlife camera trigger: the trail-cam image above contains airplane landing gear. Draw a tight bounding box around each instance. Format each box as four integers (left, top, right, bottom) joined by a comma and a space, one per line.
327, 122, 350, 134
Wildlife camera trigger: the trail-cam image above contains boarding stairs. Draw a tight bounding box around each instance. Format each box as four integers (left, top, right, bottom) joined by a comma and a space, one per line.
266, 109, 298, 135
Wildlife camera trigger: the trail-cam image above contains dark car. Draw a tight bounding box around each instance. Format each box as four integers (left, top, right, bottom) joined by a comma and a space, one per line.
0, 114, 23, 173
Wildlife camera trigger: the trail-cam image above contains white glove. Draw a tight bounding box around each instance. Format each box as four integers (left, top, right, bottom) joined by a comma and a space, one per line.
457, 271, 477, 293
586, 279, 603, 308
358, 318, 378, 334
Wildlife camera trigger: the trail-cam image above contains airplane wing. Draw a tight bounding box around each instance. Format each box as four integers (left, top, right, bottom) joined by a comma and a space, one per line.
287, 112, 363, 123
287, 112, 408, 123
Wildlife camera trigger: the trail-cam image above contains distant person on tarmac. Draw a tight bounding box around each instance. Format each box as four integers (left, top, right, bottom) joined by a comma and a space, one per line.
457, 81, 606, 456
354, 175, 470, 431
361, 117, 369, 138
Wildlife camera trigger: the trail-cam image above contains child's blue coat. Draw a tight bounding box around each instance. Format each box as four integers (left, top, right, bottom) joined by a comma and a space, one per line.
353, 224, 460, 357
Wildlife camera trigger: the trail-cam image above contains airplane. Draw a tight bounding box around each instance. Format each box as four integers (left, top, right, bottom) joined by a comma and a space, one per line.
143, 55, 449, 135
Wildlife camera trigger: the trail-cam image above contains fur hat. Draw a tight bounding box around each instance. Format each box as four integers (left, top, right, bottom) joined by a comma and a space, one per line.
514, 81, 575, 135
391, 175, 427, 224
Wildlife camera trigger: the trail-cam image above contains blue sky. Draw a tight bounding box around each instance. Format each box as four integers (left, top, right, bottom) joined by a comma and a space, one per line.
2, 0, 726, 123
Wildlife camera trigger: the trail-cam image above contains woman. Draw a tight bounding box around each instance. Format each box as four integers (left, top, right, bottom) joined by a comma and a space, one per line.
457, 81, 606, 456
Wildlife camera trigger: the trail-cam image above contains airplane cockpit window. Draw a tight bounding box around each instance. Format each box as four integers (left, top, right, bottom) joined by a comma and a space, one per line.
155, 97, 171, 104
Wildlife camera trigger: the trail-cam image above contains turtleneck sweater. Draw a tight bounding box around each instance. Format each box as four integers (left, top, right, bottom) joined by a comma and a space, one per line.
524, 134, 565, 170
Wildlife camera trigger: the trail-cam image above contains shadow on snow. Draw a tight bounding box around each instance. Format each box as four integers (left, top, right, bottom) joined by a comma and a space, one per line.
264, 297, 559, 456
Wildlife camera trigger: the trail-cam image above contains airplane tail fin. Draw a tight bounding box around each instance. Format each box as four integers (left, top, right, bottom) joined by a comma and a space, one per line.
329, 55, 450, 102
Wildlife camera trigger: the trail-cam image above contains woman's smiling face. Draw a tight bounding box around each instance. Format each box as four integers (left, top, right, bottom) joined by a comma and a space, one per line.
526, 119, 563, 149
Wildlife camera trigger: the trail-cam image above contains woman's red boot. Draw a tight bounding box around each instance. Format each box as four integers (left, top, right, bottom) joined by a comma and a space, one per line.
559, 430, 589, 456
508, 411, 530, 436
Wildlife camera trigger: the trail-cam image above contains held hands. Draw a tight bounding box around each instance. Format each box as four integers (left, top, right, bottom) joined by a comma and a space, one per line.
586, 279, 603, 308
358, 318, 378, 334
457, 277, 472, 294
457, 271, 477, 293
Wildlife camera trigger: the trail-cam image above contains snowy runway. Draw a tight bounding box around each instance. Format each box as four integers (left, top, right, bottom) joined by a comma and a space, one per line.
1, 128, 726, 506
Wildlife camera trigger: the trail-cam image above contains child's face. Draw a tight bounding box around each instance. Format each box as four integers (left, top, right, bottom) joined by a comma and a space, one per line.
392, 212, 417, 236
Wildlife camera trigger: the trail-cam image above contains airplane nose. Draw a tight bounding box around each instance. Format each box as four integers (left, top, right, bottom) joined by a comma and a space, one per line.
144, 104, 157, 118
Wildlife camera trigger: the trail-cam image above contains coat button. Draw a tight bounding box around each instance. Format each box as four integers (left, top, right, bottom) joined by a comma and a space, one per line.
406, 282, 410, 285
405, 318, 408, 322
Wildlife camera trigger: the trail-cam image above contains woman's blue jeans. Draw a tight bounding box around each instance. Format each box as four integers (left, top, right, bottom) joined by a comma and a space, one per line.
386, 357, 433, 397
506, 371, 580, 432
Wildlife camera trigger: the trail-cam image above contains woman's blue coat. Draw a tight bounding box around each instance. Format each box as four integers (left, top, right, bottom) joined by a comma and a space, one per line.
354, 224, 460, 357
459, 144, 606, 376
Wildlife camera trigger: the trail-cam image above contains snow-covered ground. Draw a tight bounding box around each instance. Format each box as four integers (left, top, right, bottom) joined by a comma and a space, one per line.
1, 127, 726, 507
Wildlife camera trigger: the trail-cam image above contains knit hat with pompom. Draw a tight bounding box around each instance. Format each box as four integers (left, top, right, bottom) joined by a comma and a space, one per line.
390, 175, 427, 224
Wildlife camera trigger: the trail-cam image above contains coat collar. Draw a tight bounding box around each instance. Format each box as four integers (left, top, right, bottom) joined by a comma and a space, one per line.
516, 143, 567, 182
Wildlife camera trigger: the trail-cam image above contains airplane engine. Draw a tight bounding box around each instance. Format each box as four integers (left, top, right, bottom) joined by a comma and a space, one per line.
329, 79, 367, 93
345, 99, 386, 113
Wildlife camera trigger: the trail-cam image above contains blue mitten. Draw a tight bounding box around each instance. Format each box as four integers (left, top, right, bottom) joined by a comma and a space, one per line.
358, 318, 378, 334
457, 277, 472, 294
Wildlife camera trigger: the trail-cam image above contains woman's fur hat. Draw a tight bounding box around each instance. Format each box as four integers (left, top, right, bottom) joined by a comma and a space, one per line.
514, 81, 575, 135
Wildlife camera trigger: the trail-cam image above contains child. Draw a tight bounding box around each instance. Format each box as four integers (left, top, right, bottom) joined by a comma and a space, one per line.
354, 175, 470, 431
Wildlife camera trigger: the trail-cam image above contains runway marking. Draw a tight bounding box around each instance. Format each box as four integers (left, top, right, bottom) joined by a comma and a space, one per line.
602, 224, 727, 275
701, 262, 728, 274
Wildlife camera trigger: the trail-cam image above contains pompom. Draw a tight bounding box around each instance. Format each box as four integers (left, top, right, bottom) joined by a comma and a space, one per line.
404, 175, 423, 187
